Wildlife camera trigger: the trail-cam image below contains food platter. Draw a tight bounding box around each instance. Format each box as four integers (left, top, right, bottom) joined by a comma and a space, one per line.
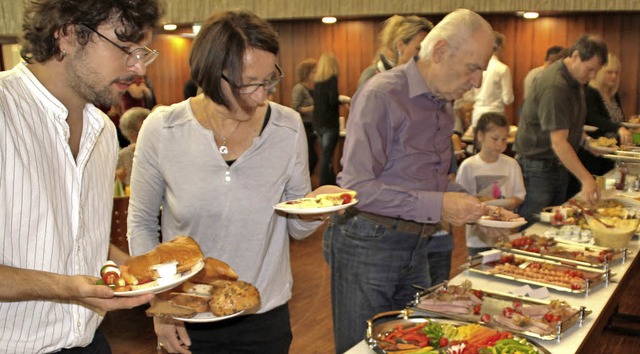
589, 143, 617, 153
114, 260, 205, 297
274, 199, 357, 214
603, 153, 640, 163
464, 252, 609, 294
494, 234, 626, 269
366, 309, 551, 353
622, 122, 640, 129
478, 218, 527, 229
174, 310, 246, 323
409, 283, 590, 341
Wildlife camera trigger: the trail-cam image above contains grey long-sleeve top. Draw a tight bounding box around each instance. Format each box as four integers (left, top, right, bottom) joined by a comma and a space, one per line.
127, 99, 321, 313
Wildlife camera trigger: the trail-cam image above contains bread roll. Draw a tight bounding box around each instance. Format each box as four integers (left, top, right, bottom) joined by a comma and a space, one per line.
145, 300, 197, 319
179, 281, 214, 296
125, 236, 204, 281
169, 293, 211, 313
208, 280, 260, 316
189, 257, 238, 284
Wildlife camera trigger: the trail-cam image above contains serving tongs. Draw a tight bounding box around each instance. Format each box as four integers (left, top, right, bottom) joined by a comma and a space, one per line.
567, 198, 614, 228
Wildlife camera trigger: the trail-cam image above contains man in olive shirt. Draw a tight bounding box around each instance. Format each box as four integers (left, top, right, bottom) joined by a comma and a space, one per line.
514, 35, 608, 225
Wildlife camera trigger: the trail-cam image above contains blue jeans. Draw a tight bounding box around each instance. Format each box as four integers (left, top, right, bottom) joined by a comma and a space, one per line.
517, 156, 569, 228
323, 213, 432, 353
315, 127, 339, 185
426, 233, 453, 286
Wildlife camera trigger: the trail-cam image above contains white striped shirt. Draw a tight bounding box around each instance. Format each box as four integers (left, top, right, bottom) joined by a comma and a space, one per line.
0, 62, 118, 353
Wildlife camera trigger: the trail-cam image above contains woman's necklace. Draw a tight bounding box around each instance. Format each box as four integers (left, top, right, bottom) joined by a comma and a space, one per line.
215, 120, 241, 155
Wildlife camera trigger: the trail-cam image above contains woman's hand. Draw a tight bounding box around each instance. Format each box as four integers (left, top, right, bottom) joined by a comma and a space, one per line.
154, 316, 192, 354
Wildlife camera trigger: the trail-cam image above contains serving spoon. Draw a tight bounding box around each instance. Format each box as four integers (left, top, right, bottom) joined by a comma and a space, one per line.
566, 199, 614, 228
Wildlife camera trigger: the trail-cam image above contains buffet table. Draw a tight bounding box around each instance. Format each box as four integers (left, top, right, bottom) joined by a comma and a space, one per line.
346, 221, 640, 353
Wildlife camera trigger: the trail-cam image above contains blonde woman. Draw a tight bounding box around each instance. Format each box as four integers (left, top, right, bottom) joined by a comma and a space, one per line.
569, 53, 630, 197
313, 52, 348, 185
586, 53, 630, 144
358, 15, 433, 87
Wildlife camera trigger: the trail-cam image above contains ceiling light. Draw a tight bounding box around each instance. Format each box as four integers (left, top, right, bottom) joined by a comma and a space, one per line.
523, 12, 539, 19
163, 24, 177, 31
322, 17, 337, 24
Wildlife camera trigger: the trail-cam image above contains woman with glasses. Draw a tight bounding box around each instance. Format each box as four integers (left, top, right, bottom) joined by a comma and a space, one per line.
127, 10, 347, 354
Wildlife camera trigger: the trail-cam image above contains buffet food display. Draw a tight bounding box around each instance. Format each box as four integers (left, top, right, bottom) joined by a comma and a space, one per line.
464, 251, 609, 294
366, 309, 550, 354
409, 282, 589, 341
494, 234, 626, 269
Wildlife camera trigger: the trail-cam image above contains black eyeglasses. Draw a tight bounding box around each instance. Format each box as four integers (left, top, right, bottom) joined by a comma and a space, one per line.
80, 24, 158, 68
221, 64, 284, 94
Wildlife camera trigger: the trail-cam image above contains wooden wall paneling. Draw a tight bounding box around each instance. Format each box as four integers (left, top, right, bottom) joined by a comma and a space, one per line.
143, 13, 640, 125
511, 19, 534, 122
565, 15, 587, 45
273, 21, 294, 105
146, 35, 193, 106
620, 15, 640, 115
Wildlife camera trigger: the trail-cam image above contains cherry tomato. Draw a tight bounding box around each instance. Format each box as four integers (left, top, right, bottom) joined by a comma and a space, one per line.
513, 300, 523, 309
543, 312, 555, 323
503, 307, 514, 318
554, 211, 564, 222
439, 337, 449, 347
481, 313, 492, 322
101, 271, 119, 286
340, 193, 352, 204
473, 304, 482, 315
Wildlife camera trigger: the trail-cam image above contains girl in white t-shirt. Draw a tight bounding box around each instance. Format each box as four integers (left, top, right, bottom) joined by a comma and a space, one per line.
456, 113, 526, 256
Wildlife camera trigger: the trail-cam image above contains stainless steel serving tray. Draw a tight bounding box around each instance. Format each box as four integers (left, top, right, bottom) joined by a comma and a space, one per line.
407, 284, 590, 341
366, 309, 551, 354
494, 237, 627, 270
464, 252, 610, 295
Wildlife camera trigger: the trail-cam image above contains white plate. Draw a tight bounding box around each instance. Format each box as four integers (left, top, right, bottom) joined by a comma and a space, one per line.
589, 144, 617, 153
114, 260, 205, 297
174, 310, 246, 323
603, 154, 640, 162
622, 122, 640, 129
477, 218, 527, 228
274, 199, 358, 215
583, 125, 598, 132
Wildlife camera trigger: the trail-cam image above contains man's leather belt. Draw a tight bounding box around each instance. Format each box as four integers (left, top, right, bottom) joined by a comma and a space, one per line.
346, 208, 439, 237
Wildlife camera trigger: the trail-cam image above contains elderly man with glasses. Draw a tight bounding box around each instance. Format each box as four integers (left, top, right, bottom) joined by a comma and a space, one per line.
0, 1, 161, 353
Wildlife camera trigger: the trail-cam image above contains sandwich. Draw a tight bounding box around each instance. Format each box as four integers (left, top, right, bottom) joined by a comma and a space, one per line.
281, 190, 357, 209
189, 257, 238, 284
124, 236, 204, 282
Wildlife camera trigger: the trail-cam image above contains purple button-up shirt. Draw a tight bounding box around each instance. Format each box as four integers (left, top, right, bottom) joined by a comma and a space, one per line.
338, 59, 464, 223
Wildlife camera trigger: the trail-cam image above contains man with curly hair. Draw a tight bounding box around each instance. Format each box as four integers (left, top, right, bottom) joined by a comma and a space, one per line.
0, 1, 161, 353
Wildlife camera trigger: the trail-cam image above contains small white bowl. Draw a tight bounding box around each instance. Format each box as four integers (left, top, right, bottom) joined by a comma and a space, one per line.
152, 261, 178, 279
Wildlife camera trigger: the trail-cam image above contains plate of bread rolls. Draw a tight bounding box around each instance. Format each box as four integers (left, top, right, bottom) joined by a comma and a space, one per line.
145, 257, 261, 322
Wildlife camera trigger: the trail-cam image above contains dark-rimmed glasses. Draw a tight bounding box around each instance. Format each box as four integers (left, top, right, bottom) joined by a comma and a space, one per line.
80, 24, 158, 68
221, 64, 284, 94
